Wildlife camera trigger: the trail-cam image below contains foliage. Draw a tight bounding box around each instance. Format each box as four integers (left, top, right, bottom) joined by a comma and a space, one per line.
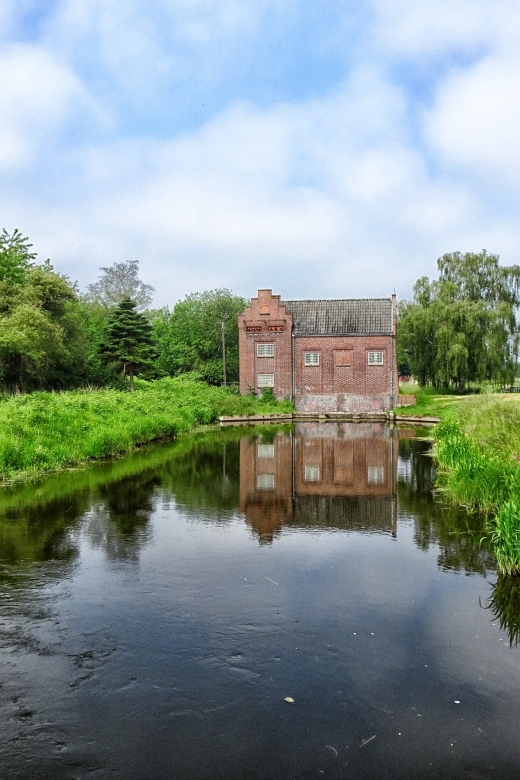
99, 298, 158, 390
0, 228, 36, 284
0, 376, 293, 482
152, 289, 247, 384
86, 259, 154, 309
0, 249, 92, 391
432, 411, 520, 575
399, 251, 520, 390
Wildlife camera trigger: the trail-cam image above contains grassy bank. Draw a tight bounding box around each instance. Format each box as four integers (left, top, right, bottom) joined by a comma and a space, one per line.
0, 377, 292, 483
397, 386, 520, 575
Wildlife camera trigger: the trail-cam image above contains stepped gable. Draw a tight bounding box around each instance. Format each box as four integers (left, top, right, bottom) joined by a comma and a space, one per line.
281, 298, 393, 336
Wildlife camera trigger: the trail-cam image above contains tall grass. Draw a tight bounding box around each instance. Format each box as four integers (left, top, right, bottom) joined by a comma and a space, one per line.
0, 377, 293, 482
434, 411, 520, 575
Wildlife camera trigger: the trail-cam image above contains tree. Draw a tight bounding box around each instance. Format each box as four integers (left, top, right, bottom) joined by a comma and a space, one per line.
151, 289, 247, 384
0, 246, 92, 391
99, 298, 158, 390
399, 251, 520, 390
0, 228, 36, 284
86, 260, 154, 310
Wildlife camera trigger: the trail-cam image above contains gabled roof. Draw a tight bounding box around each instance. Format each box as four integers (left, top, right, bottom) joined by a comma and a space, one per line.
281, 298, 393, 336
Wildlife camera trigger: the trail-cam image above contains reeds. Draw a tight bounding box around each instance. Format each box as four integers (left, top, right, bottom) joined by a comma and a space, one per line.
434, 417, 520, 575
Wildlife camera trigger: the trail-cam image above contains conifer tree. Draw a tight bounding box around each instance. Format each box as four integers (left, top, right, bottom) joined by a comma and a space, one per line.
99, 298, 157, 390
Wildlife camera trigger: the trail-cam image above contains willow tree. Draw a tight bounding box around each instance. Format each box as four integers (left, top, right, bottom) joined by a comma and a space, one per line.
398, 251, 520, 390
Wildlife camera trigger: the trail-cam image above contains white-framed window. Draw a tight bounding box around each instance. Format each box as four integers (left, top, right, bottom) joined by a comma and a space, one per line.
257, 373, 275, 388
257, 444, 275, 459
304, 465, 321, 482
257, 343, 274, 357
257, 473, 275, 490
367, 351, 384, 365
367, 466, 385, 485
304, 352, 320, 366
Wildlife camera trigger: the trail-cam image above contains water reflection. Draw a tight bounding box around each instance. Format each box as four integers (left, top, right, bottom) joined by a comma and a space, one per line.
240, 423, 398, 544
2, 424, 520, 780
487, 576, 520, 647
397, 437, 496, 576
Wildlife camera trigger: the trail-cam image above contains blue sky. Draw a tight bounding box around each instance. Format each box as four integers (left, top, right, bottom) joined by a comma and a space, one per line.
1, 0, 519, 306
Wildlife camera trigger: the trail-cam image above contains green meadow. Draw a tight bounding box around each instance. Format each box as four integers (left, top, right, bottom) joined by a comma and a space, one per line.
0, 377, 292, 483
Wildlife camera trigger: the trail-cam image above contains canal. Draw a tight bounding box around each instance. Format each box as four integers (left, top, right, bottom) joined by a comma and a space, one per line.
0, 423, 519, 779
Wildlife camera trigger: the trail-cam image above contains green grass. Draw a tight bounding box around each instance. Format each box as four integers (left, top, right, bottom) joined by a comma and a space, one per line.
421, 393, 520, 576
0, 377, 293, 483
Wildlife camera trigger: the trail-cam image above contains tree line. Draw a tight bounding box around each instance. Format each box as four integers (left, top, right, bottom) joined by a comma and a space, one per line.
1, 229, 518, 394
0, 229, 245, 393
398, 251, 520, 390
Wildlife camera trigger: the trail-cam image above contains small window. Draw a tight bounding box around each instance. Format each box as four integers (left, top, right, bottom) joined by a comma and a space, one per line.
304, 352, 320, 366
257, 444, 275, 459
257, 373, 274, 388
257, 473, 275, 490
268, 324, 284, 332
259, 305, 270, 315
367, 351, 384, 365
304, 465, 321, 482
367, 466, 385, 485
335, 350, 352, 367
257, 343, 274, 357
246, 325, 262, 333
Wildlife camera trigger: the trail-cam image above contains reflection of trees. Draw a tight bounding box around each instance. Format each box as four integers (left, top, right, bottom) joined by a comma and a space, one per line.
0, 494, 85, 566
87, 473, 160, 561
398, 438, 496, 575
486, 576, 520, 647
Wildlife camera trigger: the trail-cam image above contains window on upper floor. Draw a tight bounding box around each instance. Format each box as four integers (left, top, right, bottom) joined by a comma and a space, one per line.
257, 343, 274, 357
367, 351, 384, 365
304, 352, 320, 366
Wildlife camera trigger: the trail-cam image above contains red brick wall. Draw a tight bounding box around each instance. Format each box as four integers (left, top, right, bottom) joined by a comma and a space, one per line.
294, 335, 394, 396
238, 289, 293, 397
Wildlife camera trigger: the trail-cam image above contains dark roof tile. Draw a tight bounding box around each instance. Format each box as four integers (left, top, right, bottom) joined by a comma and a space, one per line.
282, 298, 392, 335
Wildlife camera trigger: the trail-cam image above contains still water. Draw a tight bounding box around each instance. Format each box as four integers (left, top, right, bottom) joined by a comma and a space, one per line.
1, 423, 519, 779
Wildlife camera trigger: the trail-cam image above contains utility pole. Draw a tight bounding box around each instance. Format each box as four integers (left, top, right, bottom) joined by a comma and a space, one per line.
221, 320, 227, 386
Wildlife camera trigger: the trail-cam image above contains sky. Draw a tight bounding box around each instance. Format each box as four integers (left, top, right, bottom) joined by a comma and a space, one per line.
1, 0, 519, 307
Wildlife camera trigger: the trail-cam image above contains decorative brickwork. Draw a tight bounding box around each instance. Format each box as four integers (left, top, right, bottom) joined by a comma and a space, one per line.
238, 289, 398, 412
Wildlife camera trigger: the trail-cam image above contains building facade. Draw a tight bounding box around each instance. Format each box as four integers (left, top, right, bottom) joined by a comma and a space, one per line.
238, 289, 398, 413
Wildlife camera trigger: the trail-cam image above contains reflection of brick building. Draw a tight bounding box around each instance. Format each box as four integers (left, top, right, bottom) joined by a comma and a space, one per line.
239, 423, 397, 544
238, 289, 398, 413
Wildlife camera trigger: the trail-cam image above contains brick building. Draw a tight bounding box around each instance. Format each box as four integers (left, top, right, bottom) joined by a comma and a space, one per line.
238, 289, 398, 413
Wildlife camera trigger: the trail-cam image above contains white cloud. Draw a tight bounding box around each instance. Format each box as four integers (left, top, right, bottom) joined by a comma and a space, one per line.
2, 69, 494, 304
372, 0, 520, 57
425, 50, 520, 185
0, 43, 97, 170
